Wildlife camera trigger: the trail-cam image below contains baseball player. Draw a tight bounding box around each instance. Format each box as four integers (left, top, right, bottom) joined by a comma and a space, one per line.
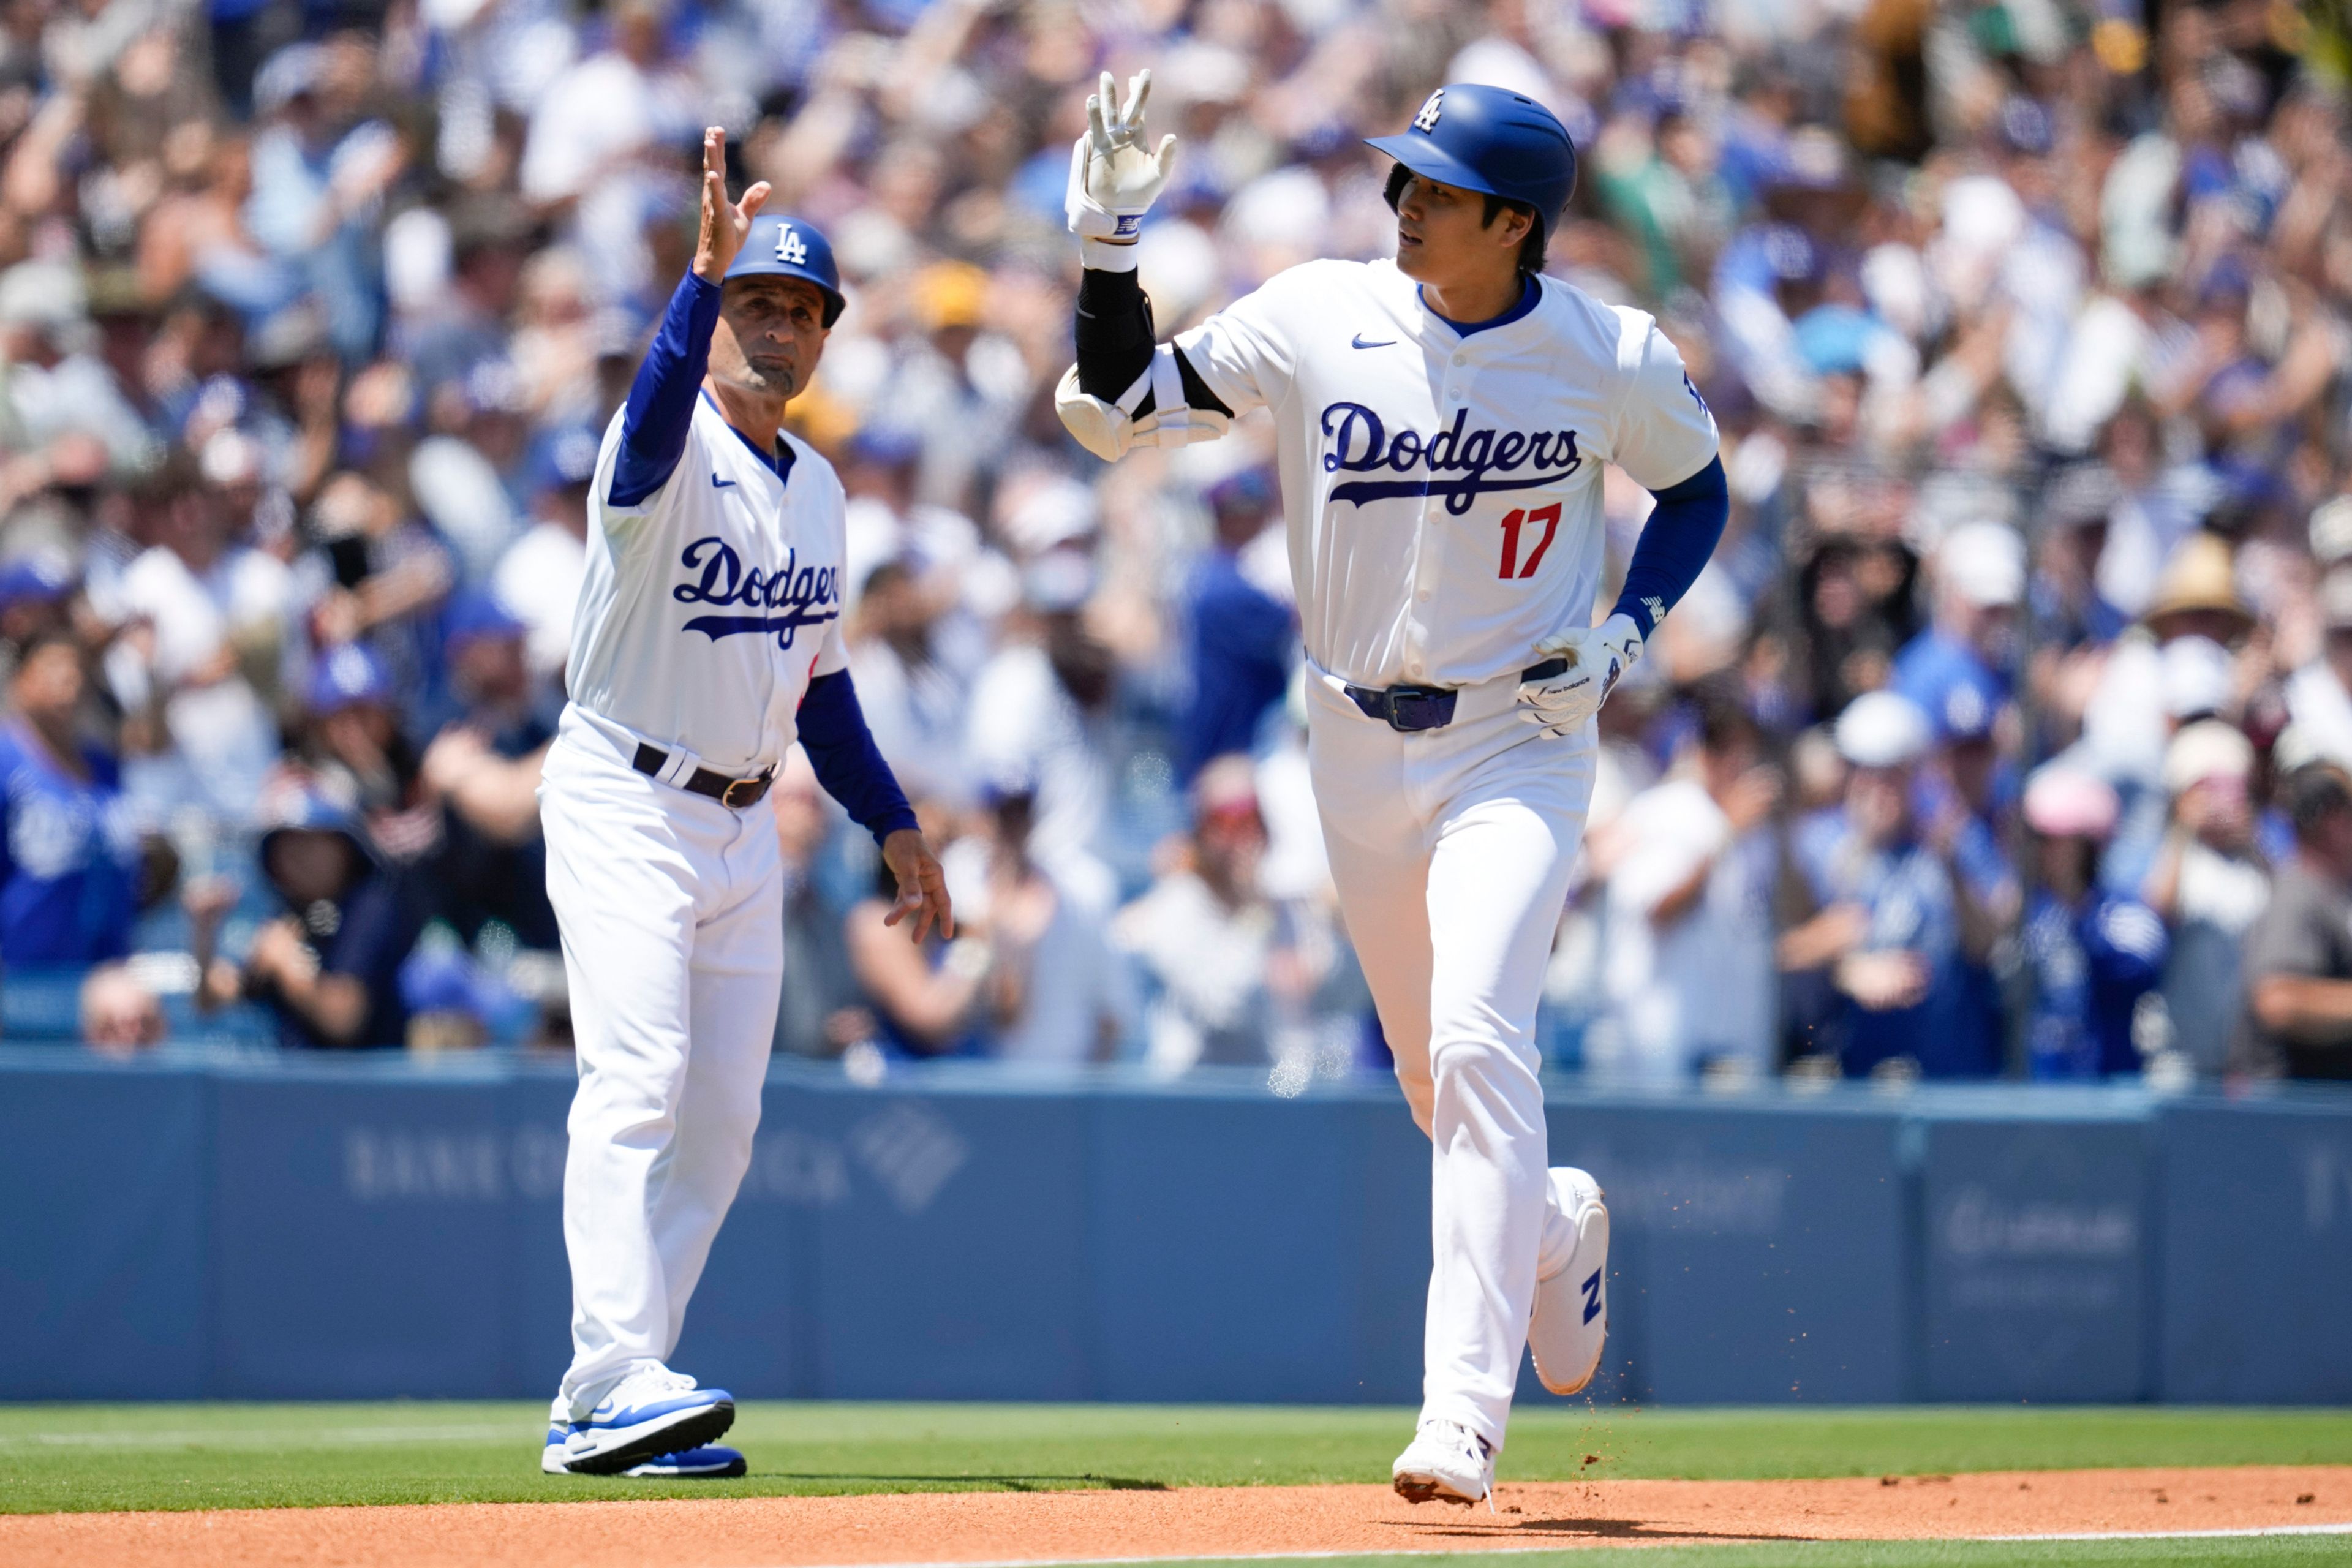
1060, 78, 1727, 1503
538, 128, 952, 1478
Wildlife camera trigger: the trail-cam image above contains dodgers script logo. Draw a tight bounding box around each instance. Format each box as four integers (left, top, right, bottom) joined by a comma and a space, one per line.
1319, 402, 1582, 514
672, 536, 840, 648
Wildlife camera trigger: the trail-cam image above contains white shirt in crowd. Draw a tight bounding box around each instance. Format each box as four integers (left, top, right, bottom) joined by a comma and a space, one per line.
1596, 775, 1776, 1085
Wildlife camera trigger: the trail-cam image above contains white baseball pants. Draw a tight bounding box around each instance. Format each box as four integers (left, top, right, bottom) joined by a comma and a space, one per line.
1304, 668, 1596, 1455
540, 706, 785, 1417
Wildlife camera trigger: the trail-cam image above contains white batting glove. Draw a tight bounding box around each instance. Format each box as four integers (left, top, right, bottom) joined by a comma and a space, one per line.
1520, 613, 1644, 737
1066, 69, 1177, 270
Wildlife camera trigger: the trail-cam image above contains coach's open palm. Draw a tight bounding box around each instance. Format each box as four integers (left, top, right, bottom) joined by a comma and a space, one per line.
1067, 70, 1177, 243
692, 126, 772, 282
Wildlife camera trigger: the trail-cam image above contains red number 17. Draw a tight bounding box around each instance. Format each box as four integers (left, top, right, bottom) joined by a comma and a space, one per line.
1498, 503, 1561, 579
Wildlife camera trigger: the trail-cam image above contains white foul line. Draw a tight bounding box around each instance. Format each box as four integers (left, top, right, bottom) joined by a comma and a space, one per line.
760, 1520, 2352, 1568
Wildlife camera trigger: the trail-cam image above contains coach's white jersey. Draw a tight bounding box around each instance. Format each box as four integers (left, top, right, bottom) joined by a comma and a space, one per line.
569, 391, 849, 775
1175, 258, 1717, 689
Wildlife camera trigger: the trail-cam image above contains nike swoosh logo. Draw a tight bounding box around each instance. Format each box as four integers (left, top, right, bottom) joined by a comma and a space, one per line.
711, 475, 737, 489
1351, 334, 1396, 349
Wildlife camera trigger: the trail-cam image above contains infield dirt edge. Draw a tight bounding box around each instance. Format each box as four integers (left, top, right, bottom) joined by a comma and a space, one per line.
1, 1464, 2347, 1567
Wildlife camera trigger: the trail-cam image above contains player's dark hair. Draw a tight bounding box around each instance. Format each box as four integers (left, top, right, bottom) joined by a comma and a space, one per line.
1383, 164, 1548, 276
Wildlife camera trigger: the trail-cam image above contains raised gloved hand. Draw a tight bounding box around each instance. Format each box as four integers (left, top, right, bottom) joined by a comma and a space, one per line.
1065, 69, 1177, 268
1519, 613, 1643, 737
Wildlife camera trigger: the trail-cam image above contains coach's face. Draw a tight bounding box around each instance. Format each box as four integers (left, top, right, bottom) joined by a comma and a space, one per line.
711, 276, 829, 402
1391, 173, 1529, 287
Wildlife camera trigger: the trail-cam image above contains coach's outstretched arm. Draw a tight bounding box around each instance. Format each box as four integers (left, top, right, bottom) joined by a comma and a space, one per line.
608, 130, 772, 507
1057, 70, 1233, 460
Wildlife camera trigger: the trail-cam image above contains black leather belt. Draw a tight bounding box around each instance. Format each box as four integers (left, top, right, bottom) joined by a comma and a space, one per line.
631, 743, 775, 809
1344, 658, 1569, 733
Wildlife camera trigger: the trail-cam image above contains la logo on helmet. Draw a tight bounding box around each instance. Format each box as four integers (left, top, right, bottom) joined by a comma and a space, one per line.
775, 224, 808, 265
1413, 89, 1444, 133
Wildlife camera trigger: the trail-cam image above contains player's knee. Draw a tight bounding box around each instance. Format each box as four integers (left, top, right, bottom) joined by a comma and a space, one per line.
1427, 1033, 1538, 1098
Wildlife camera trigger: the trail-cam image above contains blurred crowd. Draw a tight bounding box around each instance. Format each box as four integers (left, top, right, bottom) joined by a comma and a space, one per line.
7, 0, 2352, 1088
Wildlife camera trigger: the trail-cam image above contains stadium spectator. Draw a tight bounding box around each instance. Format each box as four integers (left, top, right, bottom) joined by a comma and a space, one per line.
1594, 694, 1782, 1086
1116, 754, 1287, 1071
1781, 692, 1999, 1078
78, 961, 165, 1056
2017, 764, 2168, 1080
2143, 721, 2271, 1076
769, 752, 873, 1061
964, 552, 1116, 914
2233, 763, 2352, 1081
943, 784, 1133, 1065
0, 0, 2337, 1082
104, 454, 294, 826
190, 782, 427, 1050
1175, 467, 1294, 783
1891, 521, 2022, 743
417, 590, 555, 949
0, 628, 139, 963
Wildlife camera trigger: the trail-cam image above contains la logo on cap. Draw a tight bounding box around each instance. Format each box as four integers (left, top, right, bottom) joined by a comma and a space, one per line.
775, 224, 807, 265
1414, 89, 1444, 132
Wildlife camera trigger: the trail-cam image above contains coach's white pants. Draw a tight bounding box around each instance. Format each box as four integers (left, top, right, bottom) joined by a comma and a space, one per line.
1305, 668, 1595, 1455
540, 706, 785, 1417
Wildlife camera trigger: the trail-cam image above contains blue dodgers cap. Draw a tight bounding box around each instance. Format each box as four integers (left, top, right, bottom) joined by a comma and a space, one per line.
724, 213, 846, 327
0, 554, 72, 608
1367, 83, 1578, 239
307, 640, 393, 715
442, 588, 526, 652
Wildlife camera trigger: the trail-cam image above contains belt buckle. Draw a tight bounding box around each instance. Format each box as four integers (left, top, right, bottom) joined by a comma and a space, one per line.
1384, 685, 1453, 733
721, 772, 767, 809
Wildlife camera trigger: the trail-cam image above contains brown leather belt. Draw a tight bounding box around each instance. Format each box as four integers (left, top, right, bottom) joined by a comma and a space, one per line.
631, 743, 774, 809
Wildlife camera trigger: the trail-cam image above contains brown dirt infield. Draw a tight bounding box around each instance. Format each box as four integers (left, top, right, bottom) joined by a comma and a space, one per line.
2, 1466, 2344, 1566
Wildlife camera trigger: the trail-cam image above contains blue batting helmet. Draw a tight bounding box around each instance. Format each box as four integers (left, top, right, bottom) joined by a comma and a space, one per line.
725, 213, 846, 327
1366, 84, 1578, 239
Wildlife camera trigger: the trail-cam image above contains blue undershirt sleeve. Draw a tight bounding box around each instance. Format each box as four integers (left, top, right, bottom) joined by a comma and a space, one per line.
797, 670, 920, 843
1611, 455, 1730, 642
610, 271, 722, 508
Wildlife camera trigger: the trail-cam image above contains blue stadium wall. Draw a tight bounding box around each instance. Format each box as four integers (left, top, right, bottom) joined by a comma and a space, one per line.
2, 1050, 2348, 1404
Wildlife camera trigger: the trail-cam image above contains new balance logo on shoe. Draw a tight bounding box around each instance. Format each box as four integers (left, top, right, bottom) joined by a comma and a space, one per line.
1581, 1268, 1603, 1324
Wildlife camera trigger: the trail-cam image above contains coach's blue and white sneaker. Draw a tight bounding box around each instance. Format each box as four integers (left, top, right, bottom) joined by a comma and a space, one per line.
1391, 1418, 1494, 1507
622, 1444, 747, 1478
541, 1367, 736, 1476
1528, 1166, 1609, 1396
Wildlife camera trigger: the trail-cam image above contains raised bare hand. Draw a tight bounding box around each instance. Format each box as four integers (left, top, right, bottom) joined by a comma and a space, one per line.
693, 126, 772, 283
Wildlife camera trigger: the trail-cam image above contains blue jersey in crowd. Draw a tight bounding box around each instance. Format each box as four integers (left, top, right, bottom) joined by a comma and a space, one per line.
258, 868, 429, 1050
2021, 889, 2169, 1079
1890, 627, 2008, 741
0, 722, 138, 964
1793, 810, 1996, 1078
1178, 551, 1294, 782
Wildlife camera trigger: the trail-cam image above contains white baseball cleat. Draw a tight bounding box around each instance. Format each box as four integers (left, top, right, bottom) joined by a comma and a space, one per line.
1391, 1418, 1494, 1507
541, 1366, 736, 1476
1528, 1167, 1610, 1396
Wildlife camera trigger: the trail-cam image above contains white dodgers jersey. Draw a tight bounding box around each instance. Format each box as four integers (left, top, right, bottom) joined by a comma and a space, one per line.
1175, 258, 1719, 688
570, 392, 848, 775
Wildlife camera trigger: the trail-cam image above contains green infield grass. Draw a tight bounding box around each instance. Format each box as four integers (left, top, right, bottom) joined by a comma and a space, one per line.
1, 1402, 2348, 1517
